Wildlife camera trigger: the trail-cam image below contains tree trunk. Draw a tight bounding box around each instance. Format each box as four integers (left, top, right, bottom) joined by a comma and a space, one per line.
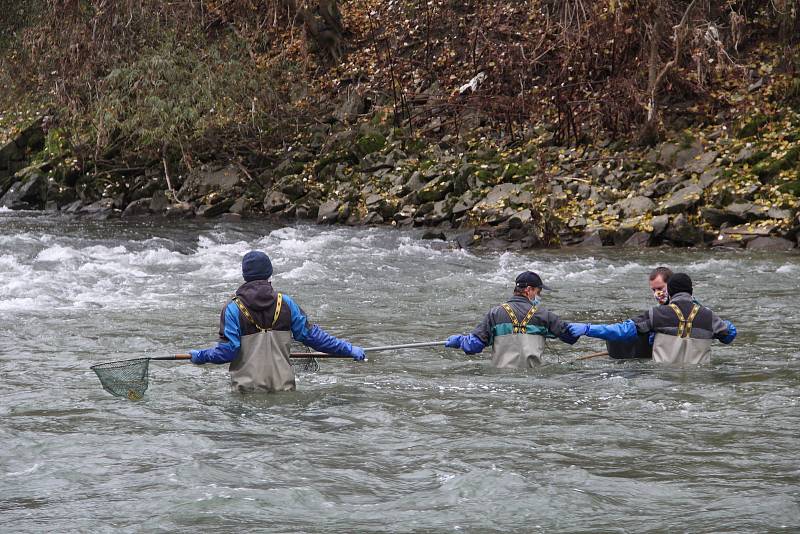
281, 0, 345, 64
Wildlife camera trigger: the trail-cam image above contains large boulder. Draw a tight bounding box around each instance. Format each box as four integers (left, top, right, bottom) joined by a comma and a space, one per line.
0, 166, 46, 209
616, 195, 655, 218
663, 213, 704, 246
745, 236, 796, 251
648, 139, 703, 169
471, 183, 519, 223
317, 199, 344, 224
417, 176, 453, 203
121, 198, 151, 218
178, 164, 242, 200
264, 190, 290, 213
622, 231, 652, 247
684, 150, 719, 174
660, 183, 704, 214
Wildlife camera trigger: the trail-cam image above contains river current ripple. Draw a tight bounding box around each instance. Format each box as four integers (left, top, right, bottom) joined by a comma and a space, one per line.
1, 211, 798, 532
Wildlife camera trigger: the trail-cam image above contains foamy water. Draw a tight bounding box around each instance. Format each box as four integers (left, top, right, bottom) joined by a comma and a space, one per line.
1, 211, 799, 532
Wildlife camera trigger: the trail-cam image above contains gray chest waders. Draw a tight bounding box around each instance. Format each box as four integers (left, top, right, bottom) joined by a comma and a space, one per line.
229, 293, 296, 393
652, 303, 712, 365
491, 303, 546, 369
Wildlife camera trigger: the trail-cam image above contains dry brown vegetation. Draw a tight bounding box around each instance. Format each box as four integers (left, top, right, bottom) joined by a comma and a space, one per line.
1, 1, 798, 170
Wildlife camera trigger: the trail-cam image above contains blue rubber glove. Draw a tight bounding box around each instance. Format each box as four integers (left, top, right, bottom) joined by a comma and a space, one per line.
445, 335, 463, 348
567, 323, 590, 338
351, 346, 366, 361
189, 350, 201, 364
720, 321, 737, 344
648, 331, 655, 345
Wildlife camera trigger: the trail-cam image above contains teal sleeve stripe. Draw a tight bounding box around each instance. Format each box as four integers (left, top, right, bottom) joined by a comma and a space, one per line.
492, 323, 556, 338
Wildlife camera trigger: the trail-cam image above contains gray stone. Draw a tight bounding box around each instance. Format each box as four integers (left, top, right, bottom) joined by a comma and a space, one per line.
725, 202, 768, 220
508, 209, 532, 229
663, 213, 704, 246
745, 236, 795, 251
452, 190, 480, 216
427, 200, 451, 223
79, 198, 116, 219
660, 184, 704, 214
453, 230, 477, 249
197, 198, 235, 218
178, 164, 241, 199
700, 207, 745, 227
333, 89, 365, 123
650, 140, 704, 169
622, 231, 652, 247
362, 211, 384, 225
277, 175, 307, 200
121, 198, 151, 218
0, 167, 46, 209
421, 230, 446, 240
164, 202, 194, 218
767, 207, 793, 220
684, 150, 719, 174
576, 231, 604, 247
365, 193, 383, 207
150, 191, 170, 214
220, 213, 242, 222
61, 200, 83, 213
651, 214, 670, 236
699, 167, 722, 188
317, 199, 342, 224
229, 197, 251, 215
710, 236, 745, 249
417, 176, 452, 203
734, 146, 756, 163
264, 190, 290, 213
616, 195, 655, 218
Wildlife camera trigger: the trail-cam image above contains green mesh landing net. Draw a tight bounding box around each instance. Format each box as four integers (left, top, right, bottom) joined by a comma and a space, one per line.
91, 358, 150, 400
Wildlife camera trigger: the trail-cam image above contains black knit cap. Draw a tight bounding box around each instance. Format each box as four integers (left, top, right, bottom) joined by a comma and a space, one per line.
242, 250, 273, 282
667, 272, 693, 296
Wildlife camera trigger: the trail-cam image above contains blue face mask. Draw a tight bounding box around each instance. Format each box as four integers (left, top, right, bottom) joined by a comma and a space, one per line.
531, 295, 541, 307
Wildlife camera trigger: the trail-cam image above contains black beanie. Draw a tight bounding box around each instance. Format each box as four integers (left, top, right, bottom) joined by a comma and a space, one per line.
242, 251, 273, 282
667, 272, 693, 296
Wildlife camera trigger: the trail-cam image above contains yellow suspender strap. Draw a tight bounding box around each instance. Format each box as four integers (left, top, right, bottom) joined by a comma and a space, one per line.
233, 297, 266, 332
233, 293, 283, 332
273, 293, 283, 327
502, 303, 538, 333
501, 303, 521, 333
669, 303, 700, 338
520, 305, 538, 329
685, 304, 700, 338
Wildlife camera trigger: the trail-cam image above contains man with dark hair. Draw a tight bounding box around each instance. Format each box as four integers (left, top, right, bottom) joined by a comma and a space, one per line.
190, 250, 366, 393
445, 271, 579, 368
569, 273, 737, 365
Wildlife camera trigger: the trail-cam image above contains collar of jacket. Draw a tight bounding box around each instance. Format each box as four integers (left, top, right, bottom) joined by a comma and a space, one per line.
668, 292, 693, 303
507, 295, 535, 305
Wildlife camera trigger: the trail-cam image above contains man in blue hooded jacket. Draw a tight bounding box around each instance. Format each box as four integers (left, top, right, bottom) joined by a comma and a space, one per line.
190, 250, 365, 392
568, 273, 736, 365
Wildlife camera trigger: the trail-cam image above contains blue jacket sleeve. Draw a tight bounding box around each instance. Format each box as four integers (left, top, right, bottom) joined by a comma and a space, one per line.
192, 302, 241, 364
284, 295, 354, 356
586, 320, 638, 341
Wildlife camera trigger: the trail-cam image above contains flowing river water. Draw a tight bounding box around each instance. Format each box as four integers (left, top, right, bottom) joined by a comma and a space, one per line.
1, 210, 798, 532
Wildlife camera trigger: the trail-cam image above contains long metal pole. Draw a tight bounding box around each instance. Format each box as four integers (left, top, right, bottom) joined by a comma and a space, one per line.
290, 340, 447, 358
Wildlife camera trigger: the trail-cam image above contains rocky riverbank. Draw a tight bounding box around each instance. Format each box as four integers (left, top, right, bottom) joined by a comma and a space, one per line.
2, 105, 799, 252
